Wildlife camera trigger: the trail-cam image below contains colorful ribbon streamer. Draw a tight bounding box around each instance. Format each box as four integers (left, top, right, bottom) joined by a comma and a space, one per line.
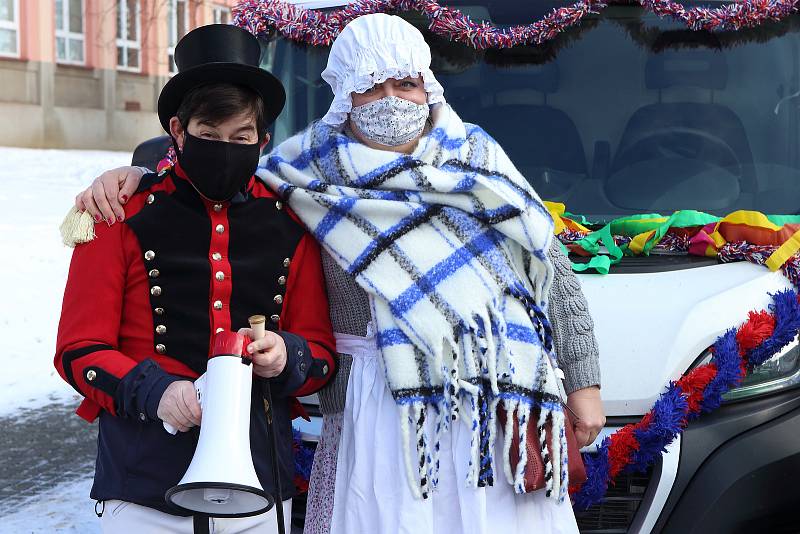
547, 207, 800, 275
232, 0, 799, 50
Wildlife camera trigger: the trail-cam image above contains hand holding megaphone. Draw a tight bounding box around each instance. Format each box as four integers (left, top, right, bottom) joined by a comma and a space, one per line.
162, 373, 206, 435
238, 326, 288, 379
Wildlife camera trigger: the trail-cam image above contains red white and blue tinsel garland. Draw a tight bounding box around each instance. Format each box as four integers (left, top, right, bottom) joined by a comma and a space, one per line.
571, 286, 800, 509
232, 0, 800, 49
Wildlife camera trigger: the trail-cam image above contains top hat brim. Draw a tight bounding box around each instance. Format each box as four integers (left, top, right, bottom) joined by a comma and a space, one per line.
157, 62, 286, 133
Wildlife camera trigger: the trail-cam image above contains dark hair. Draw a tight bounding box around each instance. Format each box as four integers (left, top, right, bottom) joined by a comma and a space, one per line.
176, 83, 268, 137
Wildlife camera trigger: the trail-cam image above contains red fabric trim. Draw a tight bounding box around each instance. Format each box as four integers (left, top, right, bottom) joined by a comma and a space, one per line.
76, 399, 101, 422
283, 205, 304, 227
289, 398, 310, 421
124, 175, 177, 219
250, 177, 305, 226
249, 176, 279, 199
206, 199, 233, 351
152, 356, 199, 379
173, 161, 188, 180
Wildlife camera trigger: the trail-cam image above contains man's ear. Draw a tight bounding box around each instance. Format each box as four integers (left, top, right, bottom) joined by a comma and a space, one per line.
169, 117, 186, 150
259, 132, 271, 150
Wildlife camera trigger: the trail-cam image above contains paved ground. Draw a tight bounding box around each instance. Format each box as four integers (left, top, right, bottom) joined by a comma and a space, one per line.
0, 402, 96, 516
0, 402, 304, 533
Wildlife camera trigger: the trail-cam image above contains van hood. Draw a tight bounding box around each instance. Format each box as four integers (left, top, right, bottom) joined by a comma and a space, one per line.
578, 261, 793, 416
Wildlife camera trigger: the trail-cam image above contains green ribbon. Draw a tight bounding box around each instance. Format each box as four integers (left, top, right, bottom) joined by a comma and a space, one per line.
767, 214, 800, 226
561, 210, 719, 274
568, 223, 624, 275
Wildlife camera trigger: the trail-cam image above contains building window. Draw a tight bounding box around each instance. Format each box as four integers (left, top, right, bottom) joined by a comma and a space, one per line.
116, 0, 140, 71
213, 5, 230, 24
55, 0, 85, 64
167, 0, 188, 74
0, 0, 19, 57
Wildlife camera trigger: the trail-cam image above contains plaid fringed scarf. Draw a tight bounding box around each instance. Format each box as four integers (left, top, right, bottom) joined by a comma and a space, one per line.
258, 104, 569, 501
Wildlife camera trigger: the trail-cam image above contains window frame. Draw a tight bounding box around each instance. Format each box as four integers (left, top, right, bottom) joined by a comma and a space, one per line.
55, 0, 86, 66
0, 0, 20, 59
212, 4, 230, 25
116, 0, 141, 72
167, 0, 188, 75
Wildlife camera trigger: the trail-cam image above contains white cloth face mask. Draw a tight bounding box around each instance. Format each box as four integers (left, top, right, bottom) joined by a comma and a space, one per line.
349, 95, 429, 147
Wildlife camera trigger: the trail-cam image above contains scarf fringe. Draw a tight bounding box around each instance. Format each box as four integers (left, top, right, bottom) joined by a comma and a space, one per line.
396, 314, 567, 501
550, 411, 562, 499
536, 407, 554, 497
399, 403, 422, 499
556, 410, 570, 503
513, 402, 532, 493
413, 403, 430, 499
477, 392, 495, 487
403, 393, 568, 502
431, 405, 446, 489
466, 394, 480, 487
502, 398, 516, 485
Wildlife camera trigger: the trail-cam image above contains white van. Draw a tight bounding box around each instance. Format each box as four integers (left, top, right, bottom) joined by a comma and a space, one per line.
133, 2, 800, 531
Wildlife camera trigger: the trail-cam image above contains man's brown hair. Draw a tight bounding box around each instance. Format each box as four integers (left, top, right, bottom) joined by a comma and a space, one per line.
176, 83, 269, 137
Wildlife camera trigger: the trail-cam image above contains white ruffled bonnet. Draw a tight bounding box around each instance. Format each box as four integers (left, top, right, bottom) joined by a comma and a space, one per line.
320, 13, 446, 125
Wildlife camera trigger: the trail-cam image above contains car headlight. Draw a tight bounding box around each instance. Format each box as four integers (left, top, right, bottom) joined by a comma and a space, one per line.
691, 336, 800, 401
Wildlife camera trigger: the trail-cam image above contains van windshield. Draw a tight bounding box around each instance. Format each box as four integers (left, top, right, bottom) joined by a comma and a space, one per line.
260, 4, 800, 220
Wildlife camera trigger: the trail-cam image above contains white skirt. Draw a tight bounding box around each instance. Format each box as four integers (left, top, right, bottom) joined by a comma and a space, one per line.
329, 332, 579, 534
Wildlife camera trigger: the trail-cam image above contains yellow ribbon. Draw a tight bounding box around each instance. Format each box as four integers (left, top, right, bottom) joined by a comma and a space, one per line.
715, 210, 783, 231
544, 201, 567, 236
765, 228, 800, 271
628, 230, 657, 255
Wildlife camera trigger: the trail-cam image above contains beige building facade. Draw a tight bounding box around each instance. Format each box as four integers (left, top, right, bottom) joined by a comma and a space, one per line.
0, 0, 237, 150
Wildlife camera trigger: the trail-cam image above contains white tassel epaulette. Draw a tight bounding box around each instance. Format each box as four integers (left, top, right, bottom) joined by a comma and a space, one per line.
60, 206, 96, 248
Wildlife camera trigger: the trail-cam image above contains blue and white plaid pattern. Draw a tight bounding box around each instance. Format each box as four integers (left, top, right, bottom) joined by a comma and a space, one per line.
258, 104, 567, 499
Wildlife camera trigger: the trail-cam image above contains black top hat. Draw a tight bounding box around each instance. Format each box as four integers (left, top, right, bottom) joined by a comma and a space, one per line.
157, 24, 286, 132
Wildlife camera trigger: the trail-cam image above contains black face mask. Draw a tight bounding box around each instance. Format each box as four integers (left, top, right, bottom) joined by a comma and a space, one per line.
176, 131, 261, 202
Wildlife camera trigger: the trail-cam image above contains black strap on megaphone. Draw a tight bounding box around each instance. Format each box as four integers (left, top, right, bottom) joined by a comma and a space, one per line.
262, 379, 286, 534
193, 514, 210, 534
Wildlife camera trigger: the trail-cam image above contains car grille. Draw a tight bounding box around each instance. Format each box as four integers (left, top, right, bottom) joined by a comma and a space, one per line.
575, 461, 655, 533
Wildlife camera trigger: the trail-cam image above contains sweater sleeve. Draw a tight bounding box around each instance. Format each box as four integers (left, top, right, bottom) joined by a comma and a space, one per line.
546, 239, 602, 394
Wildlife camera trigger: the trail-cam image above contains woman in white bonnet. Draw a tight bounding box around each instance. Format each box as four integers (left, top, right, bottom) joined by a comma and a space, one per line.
75, 13, 604, 534
286, 14, 603, 534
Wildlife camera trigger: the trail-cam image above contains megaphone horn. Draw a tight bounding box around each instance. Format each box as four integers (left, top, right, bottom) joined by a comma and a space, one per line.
165, 331, 274, 517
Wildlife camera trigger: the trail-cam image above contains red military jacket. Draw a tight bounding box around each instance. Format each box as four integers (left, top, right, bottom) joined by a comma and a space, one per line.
55, 165, 336, 422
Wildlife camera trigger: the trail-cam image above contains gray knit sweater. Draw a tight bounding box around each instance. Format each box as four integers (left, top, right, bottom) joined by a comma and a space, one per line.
318, 240, 601, 414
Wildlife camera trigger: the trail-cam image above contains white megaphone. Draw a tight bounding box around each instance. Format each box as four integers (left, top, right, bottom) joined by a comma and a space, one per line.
165, 330, 274, 517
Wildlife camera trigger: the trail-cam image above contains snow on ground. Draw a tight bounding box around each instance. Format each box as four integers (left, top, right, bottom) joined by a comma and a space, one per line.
0, 147, 131, 417
0, 478, 98, 533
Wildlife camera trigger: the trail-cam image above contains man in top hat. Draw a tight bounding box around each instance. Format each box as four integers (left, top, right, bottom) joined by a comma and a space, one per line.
54, 24, 336, 533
